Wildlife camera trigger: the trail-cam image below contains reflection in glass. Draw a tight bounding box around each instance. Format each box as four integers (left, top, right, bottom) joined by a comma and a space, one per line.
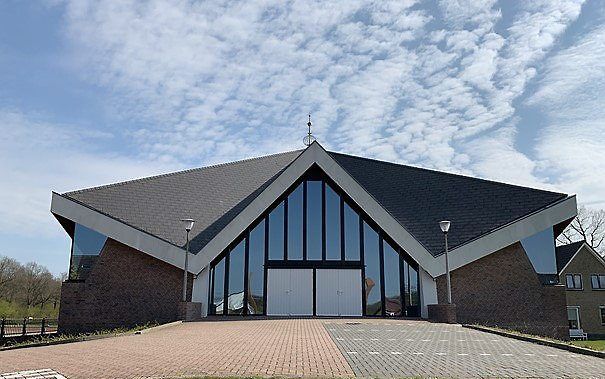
306, 180, 322, 260
227, 240, 245, 314
403, 261, 420, 316
287, 184, 303, 260
247, 221, 265, 314
363, 222, 382, 315
325, 184, 341, 260
268, 201, 285, 260
344, 202, 360, 261
383, 241, 402, 316
212, 257, 225, 315
70, 224, 108, 280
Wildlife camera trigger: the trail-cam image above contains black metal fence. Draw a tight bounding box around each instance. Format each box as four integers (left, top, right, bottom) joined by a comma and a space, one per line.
0, 318, 58, 338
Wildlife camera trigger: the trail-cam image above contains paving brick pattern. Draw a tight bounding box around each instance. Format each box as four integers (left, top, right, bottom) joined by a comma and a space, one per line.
325, 320, 605, 378
0, 319, 353, 379
2, 319, 605, 378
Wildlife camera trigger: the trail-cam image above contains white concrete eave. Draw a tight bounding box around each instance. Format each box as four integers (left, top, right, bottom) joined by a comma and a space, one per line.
50, 192, 195, 273
441, 195, 578, 275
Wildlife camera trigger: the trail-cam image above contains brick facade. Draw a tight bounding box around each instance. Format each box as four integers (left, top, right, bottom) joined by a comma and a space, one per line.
436, 242, 569, 340
560, 245, 605, 337
58, 239, 193, 333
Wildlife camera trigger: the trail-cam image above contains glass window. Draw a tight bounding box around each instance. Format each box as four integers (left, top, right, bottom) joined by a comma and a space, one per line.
566, 273, 582, 290
69, 224, 108, 281
287, 184, 303, 260
268, 201, 285, 260
600, 307, 605, 326
591, 274, 605, 289
383, 241, 402, 316
247, 222, 265, 315
212, 257, 226, 315
325, 184, 341, 260
408, 264, 420, 316
567, 307, 580, 329
520, 227, 557, 274
227, 240, 245, 314
344, 202, 360, 261
306, 180, 322, 260
363, 222, 382, 315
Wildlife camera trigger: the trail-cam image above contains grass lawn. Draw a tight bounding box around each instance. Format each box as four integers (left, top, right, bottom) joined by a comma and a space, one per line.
570, 340, 605, 351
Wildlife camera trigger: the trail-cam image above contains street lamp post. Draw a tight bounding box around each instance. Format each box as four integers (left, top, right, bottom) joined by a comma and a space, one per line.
180, 219, 195, 302
439, 220, 452, 304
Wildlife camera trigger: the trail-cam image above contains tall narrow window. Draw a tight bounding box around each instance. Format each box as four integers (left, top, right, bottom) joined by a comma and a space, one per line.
268, 201, 285, 260
212, 257, 226, 315
247, 221, 265, 314
383, 240, 402, 316
306, 180, 322, 260
407, 264, 420, 316
325, 184, 341, 260
363, 222, 382, 315
287, 183, 303, 260
343, 202, 360, 261
227, 240, 245, 314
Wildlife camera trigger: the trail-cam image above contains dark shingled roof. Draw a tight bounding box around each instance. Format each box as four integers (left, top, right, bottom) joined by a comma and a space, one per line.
555, 241, 585, 273
328, 152, 568, 255
62, 148, 569, 256
64, 150, 303, 252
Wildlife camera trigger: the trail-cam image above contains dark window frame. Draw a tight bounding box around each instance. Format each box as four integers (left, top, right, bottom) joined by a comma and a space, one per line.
590, 274, 605, 290
565, 273, 583, 290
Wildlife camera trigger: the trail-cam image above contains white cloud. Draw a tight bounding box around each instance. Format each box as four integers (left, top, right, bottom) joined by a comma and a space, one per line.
0, 108, 176, 236
53, 0, 595, 195
528, 24, 605, 207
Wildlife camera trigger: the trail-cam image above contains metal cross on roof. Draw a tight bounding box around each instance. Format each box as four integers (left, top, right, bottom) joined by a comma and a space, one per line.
303, 114, 316, 147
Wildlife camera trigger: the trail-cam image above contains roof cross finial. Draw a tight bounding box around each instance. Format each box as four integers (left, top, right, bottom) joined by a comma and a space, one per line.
303, 113, 316, 147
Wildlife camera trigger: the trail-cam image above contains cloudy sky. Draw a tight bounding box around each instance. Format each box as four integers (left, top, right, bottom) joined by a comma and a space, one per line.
1, 0, 604, 274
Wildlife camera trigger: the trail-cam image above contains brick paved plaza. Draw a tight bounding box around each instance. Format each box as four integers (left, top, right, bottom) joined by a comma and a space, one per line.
1, 319, 605, 378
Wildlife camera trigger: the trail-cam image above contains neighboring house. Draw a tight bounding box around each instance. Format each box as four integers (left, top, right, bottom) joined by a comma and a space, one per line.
557, 241, 605, 338
51, 142, 577, 339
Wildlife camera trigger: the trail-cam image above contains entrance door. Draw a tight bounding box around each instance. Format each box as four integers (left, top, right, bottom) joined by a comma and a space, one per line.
316, 269, 362, 316
266, 269, 313, 316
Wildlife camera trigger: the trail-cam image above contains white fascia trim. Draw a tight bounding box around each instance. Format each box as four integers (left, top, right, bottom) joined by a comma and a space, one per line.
192, 142, 438, 275
444, 195, 578, 274
51, 192, 193, 273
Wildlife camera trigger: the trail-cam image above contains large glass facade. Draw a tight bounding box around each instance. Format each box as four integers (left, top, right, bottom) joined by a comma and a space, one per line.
208, 171, 421, 317
69, 223, 108, 281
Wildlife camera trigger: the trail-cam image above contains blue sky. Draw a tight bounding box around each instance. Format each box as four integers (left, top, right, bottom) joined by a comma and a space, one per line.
1, 0, 604, 275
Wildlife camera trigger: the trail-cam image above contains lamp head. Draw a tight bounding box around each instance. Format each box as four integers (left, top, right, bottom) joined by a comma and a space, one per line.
180, 218, 195, 232
439, 220, 451, 233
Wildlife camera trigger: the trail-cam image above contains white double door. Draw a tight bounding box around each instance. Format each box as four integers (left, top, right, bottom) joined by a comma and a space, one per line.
316, 269, 362, 316
267, 269, 313, 316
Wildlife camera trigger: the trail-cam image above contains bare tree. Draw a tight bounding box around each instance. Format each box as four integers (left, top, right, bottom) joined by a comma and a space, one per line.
19, 262, 54, 309
558, 205, 605, 255
0, 256, 20, 300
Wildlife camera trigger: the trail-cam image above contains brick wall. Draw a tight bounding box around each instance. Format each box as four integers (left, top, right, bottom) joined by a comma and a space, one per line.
436, 242, 569, 340
58, 239, 193, 333
560, 245, 605, 337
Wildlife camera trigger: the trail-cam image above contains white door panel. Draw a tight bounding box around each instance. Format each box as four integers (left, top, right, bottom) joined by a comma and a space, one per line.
267, 269, 313, 316
289, 269, 314, 316
267, 269, 290, 316
316, 269, 362, 316
316, 269, 339, 316
337, 269, 363, 316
